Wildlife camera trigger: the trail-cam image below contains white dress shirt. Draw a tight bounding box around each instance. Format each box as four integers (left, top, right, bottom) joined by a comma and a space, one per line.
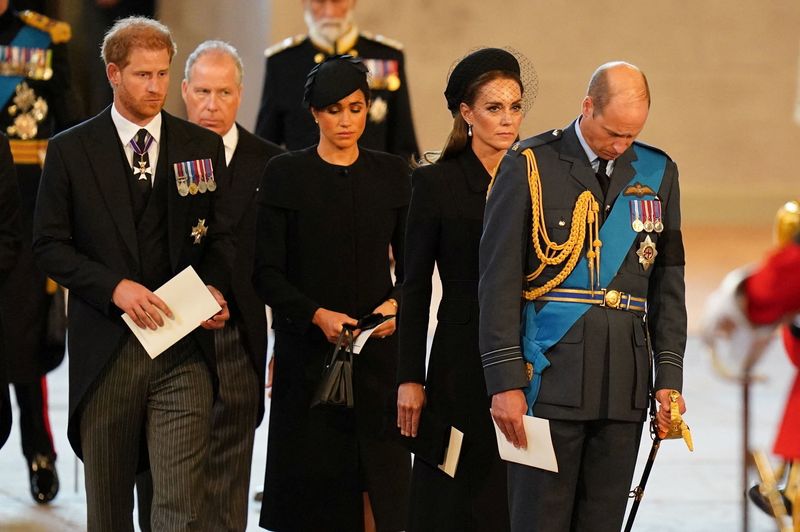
111, 104, 162, 185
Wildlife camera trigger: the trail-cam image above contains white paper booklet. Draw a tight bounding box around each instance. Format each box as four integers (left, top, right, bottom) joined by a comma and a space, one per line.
122, 266, 221, 359
492, 413, 559, 472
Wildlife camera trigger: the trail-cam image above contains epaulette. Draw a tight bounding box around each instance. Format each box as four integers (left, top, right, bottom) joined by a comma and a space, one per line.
633, 139, 672, 160
509, 129, 562, 156
359, 31, 404, 51
19, 10, 71, 44
264, 34, 306, 58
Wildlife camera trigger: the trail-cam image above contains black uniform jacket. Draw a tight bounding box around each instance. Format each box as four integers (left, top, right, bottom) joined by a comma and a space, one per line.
479, 122, 686, 422
253, 146, 411, 531
31, 107, 235, 456
0, 8, 77, 381
225, 124, 283, 426
397, 148, 509, 531
254, 33, 418, 161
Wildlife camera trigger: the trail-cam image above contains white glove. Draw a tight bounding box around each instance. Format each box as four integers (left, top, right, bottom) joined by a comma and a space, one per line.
702, 266, 775, 378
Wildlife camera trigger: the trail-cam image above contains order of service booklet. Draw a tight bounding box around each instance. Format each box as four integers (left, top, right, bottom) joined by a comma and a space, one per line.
121, 266, 221, 359
492, 413, 559, 472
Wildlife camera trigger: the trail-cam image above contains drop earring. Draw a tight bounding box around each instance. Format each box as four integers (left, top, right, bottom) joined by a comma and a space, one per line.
467, 123, 473, 137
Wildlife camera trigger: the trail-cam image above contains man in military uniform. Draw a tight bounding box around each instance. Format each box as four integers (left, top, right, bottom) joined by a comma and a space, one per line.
254, 0, 418, 161
0, 0, 74, 504
479, 62, 687, 532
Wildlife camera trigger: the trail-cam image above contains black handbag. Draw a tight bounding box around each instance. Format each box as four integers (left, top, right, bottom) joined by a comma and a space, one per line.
310, 325, 355, 409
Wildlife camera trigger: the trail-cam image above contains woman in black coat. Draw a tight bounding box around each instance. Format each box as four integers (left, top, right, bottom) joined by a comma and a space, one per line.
254, 56, 411, 532
396, 48, 536, 531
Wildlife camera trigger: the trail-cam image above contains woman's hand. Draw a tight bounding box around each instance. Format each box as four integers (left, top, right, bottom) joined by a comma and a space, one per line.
371, 299, 397, 339
397, 382, 426, 437
312, 307, 358, 343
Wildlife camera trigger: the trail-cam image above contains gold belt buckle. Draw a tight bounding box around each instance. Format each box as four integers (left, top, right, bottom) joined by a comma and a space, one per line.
603, 289, 622, 309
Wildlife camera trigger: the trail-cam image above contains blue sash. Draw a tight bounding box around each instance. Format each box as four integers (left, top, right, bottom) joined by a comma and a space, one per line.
0, 25, 51, 107
521, 145, 667, 414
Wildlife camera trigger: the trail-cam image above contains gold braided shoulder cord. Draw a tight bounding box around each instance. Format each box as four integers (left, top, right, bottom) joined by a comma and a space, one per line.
521, 148, 601, 301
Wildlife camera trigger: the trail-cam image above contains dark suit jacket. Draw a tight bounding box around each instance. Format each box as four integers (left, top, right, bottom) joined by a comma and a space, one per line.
32, 107, 235, 456
0, 134, 21, 449
226, 124, 282, 425
254, 34, 418, 161
479, 122, 686, 422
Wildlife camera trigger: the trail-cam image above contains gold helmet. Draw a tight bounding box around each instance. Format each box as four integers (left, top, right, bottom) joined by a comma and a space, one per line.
774, 200, 800, 247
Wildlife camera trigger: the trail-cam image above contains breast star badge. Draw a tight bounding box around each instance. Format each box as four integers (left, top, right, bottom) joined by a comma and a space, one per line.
190, 219, 208, 244
636, 235, 658, 270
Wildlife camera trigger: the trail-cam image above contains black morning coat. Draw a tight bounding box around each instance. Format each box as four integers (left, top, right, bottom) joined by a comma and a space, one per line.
31, 108, 235, 458
0, 134, 21, 449
253, 146, 411, 532
479, 122, 687, 423
397, 148, 510, 531
255, 33, 418, 161
225, 124, 283, 425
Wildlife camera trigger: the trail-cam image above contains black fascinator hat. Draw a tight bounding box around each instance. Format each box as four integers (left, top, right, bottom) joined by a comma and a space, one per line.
303, 55, 371, 109
444, 47, 538, 116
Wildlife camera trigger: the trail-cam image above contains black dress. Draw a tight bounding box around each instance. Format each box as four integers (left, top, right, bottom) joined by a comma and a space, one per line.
397, 148, 510, 532
254, 146, 412, 532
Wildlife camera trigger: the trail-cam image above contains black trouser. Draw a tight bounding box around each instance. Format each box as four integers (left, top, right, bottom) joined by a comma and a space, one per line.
13, 378, 56, 460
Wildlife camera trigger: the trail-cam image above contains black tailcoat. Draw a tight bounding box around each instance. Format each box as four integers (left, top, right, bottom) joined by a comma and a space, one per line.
225, 124, 283, 425
32, 107, 234, 457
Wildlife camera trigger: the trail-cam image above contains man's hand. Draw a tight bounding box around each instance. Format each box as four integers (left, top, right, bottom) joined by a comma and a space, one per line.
655, 388, 686, 436
312, 307, 358, 343
112, 279, 172, 330
491, 389, 528, 449
396, 382, 425, 437
201, 285, 229, 330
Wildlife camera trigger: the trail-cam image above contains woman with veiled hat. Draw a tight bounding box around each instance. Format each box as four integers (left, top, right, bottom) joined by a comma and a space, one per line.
253, 55, 411, 532
396, 47, 537, 531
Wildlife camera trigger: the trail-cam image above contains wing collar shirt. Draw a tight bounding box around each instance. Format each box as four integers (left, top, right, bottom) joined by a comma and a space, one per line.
111, 104, 163, 184
574, 117, 615, 177
222, 124, 239, 166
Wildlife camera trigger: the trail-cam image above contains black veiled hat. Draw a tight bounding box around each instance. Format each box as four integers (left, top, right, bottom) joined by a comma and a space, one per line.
444, 48, 522, 114
303, 55, 371, 109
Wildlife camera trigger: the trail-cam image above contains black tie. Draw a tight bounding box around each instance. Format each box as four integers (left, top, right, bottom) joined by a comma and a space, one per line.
131, 128, 153, 190
596, 158, 609, 197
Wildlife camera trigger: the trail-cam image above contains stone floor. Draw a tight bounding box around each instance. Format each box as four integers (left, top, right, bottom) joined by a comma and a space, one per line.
0, 223, 795, 531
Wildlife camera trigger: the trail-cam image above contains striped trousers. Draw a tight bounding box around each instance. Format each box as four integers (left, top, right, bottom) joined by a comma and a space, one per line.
80, 334, 212, 532
137, 323, 260, 531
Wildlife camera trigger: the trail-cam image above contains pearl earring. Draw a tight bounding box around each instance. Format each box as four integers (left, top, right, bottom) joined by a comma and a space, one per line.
467, 123, 473, 137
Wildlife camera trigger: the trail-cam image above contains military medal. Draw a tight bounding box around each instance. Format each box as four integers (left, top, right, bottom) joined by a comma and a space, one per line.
636, 235, 658, 270
630, 200, 644, 232
653, 200, 664, 233
369, 96, 388, 124
173, 162, 190, 196
190, 218, 208, 244
202, 159, 217, 191
198, 174, 208, 193
642, 200, 655, 233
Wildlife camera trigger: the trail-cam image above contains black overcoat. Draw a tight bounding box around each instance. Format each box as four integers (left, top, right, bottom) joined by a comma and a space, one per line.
254, 146, 411, 532
397, 148, 509, 531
